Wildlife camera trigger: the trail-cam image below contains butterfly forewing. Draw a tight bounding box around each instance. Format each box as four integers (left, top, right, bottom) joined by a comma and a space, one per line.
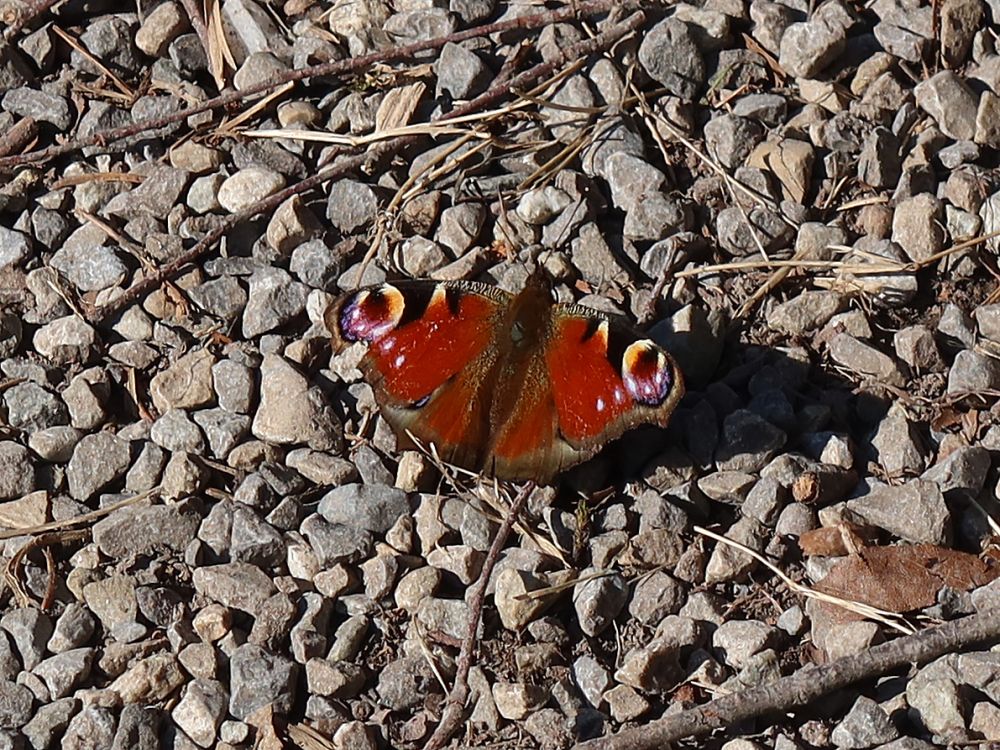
327, 280, 510, 470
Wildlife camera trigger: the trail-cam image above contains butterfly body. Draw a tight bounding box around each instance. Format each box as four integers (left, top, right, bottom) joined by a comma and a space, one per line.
327, 275, 684, 483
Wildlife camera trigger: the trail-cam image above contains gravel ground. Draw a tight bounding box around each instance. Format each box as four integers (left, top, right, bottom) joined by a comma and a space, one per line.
0, 0, 1000, 748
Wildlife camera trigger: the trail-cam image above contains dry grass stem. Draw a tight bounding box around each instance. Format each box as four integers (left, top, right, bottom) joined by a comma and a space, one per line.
693, 525, 915, 635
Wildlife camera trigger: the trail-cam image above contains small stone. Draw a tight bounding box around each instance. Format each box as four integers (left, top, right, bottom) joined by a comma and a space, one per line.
914, 70, 978, 141
770, 291, 844, 335
573, 655, 611, 708
63, 706, 116, 749
50, 243, 127, 292
318, 481, 410, 535
715, 410, 786, 473
82, 573, 138, 632
628, 570, 685, 625
638, 18, 705, 99
192, 408, 250, 459
870, 404, 926, 477
891, 193, 945, 263
494, 568, 557, 631
151, 408, 205, 453
940, 0, 983, 67
938, 303, 976, 350
846, 479, 950, 544
376, 655, 437, 711
491, 682, 548, 720
229, 643, 298, 719
327, 179, 378, 233
0, 681, 33, 729
301, 515, 373, 566
32, 648, 94, 699
894, 326, 944, 371
150, 348, 217, 413
827, 333, 905, 386
712, 620, 779, 669
3, 87, 72, 130
266, 195, 321, 256
573, 570, 628, 637
1, 608, 51, 670
22, 698, 77, 750
435, 41, 490, 98
779, 14, 847, 78
970, 701, 1000, 741
948, 350, 1000, 395
33, 315, 99, 365
242, 267, 308, 338
0, 227, 31, 269
615, 638, 684, 693
109, 652, 185, 703
907, 676, 965, 736
705, 517, 767, 584
4, 382, 68, 433
830, 695, 899, 749
217, 167, 286, 213
66, 432, 130, 500
63, 370, 110, 430
922, 445, 990, 500
252, 354, 342, 451
213, 358, 255, 414
170, 140, 223, 173
976, 91, 1000, 148
192, 562, 277, 616
189, 276, 247, 321
172, 679, 228, 748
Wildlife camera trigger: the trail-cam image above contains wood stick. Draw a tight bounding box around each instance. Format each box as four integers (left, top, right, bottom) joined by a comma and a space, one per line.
0, 0, 642, 170
424, 482, 535, 750
577, 609, 1000, 750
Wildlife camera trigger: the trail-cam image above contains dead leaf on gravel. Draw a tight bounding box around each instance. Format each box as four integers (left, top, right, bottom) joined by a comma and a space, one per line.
815, 544, 1000, 614
798, 523, 879, 557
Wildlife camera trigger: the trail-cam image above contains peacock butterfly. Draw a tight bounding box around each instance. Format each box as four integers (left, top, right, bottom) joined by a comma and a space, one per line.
326, 272, 684, 483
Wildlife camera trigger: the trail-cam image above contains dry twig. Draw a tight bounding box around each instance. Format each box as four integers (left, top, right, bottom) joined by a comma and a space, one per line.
0, 0, 642, 170
577, 608, 1000, 750
423, 481, 536, 750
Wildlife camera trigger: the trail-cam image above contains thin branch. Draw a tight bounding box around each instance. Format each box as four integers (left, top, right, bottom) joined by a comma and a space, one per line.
83, 148, 370, 324
86, 7, 647, 324
576, 608, 1000, 750
177, 0, 211, 72
0, 0, 642, 170
424, 481, 535, 750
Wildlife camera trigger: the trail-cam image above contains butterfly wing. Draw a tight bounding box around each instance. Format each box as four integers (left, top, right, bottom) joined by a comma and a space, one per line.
327, 281, 511, 472
515, 304, 684, 480
483, 294, 684, 483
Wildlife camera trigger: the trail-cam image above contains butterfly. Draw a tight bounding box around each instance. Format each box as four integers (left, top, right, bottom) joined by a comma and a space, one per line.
326, 273, 684, 484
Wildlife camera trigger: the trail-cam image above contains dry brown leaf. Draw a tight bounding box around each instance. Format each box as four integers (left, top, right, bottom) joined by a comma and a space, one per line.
815, 544, 1000, 614
798, 523, 879, 557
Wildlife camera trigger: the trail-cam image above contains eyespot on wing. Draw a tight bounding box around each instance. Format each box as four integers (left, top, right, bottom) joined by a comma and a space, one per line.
330, 285, 406, 345
622, 340, 673, 406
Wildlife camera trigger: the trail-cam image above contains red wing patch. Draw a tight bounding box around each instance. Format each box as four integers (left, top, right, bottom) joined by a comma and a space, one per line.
357, 286, 500, 405
545, 317, 633, 443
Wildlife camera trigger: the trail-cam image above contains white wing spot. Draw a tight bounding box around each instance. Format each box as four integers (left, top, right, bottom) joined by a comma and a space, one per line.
394, 354, 406, 368
613, 387, 626, 404
596, 397, 606, 413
